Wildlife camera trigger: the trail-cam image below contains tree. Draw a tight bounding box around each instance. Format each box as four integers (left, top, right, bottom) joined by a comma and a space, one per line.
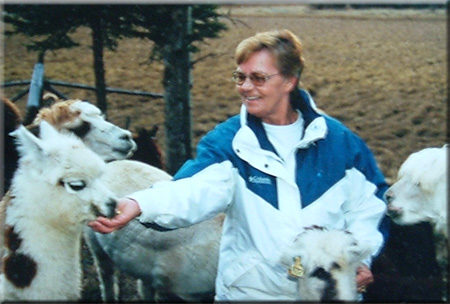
127, 5, 227, 173
115, 5, 228, 173
4, 5, 136, 113
4, 4, 228, 173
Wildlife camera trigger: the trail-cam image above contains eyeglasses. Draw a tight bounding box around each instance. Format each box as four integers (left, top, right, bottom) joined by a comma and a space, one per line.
231, 71, 279, 86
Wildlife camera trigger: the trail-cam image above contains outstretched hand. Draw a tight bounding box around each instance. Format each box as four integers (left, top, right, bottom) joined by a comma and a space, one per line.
89, 198, 142, 234
356, 264, 374, 293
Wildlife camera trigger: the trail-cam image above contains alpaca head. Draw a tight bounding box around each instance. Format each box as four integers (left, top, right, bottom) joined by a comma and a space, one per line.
281, 228, 372, 302
10, 121, 118, 224
385, 145, 447, 229
31, 100, 137, 162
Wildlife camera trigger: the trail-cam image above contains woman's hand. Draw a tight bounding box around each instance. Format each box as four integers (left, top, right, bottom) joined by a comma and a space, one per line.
88, 198, 142, 234
356, 264, 374, 293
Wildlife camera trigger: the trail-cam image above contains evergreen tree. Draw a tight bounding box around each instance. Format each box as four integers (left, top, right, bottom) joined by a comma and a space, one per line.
4, 4, 227, 173
4, 4, 136, 113
127, 5, 227, 173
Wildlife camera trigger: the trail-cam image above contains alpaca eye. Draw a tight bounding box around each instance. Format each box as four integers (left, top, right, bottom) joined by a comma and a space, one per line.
69, 121, 91, 138
331, 262, 341, 270
66, 181, 86, 192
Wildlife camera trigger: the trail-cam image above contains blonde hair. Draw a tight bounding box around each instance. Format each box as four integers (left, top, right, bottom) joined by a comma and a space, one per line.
235, 29, 305, 81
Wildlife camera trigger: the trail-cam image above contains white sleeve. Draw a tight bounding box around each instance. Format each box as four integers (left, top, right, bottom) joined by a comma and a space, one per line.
128, 161, 235, 229
342, 168, 387, 266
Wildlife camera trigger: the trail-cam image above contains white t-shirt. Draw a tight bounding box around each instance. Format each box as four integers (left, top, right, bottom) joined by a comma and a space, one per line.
262, 110, 304, 181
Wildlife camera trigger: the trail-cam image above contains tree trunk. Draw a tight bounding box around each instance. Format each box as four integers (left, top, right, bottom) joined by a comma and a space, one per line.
163, 6, 193, 175
90, 15, 108, 115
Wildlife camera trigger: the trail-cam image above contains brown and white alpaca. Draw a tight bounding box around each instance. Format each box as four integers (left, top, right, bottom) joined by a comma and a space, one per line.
280, 227, 373, 302
1, 121, 118, 301
2, 95, 137, 194
0, 96, 138, 281
28, 96, 137, 162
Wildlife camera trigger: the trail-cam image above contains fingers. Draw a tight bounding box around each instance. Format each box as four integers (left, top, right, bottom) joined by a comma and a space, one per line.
356, 264, 374, 293
88, 198, 141, 234
88, 218, 117, 234
357, 285, 367, 293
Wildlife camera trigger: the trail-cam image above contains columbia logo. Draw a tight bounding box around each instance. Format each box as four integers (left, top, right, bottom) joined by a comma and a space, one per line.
248, 176, 272, 185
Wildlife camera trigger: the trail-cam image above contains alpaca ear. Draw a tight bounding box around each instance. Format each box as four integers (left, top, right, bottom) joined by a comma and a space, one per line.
346, 241, 372, 264
10, 125, 46, 158
38, 120, 60, 141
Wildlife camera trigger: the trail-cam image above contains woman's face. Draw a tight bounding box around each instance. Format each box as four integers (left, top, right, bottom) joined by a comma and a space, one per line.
236, 49, 296, 125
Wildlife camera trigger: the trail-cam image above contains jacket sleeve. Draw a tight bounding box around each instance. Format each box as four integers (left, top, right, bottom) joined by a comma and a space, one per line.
352, 133, 391, 248
129, 161, 236, 229
342, 168, 387, 266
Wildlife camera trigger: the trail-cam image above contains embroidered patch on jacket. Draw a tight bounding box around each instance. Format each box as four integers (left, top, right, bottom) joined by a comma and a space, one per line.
248, 175, 272, 185
243, 170, 278, 209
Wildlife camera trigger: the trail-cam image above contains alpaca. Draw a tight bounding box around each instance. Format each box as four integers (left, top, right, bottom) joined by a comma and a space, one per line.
130, 126, 166, 170
1, 97, 23, 273
2, 95, 137, 194
1, 96, 138, 280
84, 159, 223, 302
385, 145, 448, 301
280, 227, 373, 302
28, 97, 137, 162
1, 121, 118, 301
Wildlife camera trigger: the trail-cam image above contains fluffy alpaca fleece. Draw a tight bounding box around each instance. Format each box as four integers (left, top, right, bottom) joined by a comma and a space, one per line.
385, 145, 448, 300
1, 122, 117, 301
0, 96, 137, 273
85, 159, 223, 302
280, 227, 373, 302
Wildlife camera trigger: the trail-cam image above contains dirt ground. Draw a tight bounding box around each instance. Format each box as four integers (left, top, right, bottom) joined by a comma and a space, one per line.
2, 5, 447, 302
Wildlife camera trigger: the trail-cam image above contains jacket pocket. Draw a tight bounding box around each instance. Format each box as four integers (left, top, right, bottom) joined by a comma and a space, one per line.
221, 250, 261, 288
221, 254, 298, 300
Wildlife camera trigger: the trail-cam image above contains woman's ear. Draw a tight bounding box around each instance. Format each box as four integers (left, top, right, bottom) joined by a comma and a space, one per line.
284, 76, 299, 93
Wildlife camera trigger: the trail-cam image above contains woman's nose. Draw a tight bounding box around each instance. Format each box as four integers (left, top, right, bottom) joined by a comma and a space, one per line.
239, 77, 254, 90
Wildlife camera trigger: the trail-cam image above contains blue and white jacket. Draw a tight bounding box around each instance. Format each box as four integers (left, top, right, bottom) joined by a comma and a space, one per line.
130, 89, 388, 301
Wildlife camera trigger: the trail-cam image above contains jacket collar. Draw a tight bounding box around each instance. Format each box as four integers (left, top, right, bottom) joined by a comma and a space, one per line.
238, 89, 327, 151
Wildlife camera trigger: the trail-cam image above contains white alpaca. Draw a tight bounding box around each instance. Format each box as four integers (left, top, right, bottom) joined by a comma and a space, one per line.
280, 227, 372, 302
1, 122, 118, 301
385, 145, 448, 300
85, 159, 223, 302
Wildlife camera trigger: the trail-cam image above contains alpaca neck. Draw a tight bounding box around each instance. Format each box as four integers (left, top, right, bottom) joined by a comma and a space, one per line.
430, 199, 447, 239
20, 221, 83, 272
433, 216, 448, 240
6, 212, 84, 300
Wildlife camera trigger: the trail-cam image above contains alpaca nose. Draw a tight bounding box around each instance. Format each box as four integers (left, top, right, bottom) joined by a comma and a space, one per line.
106, 199, 118, 218
120, 132, 132, 141
120, 131, 137, 153
386, 204, 403, 220
384, 191, 394, 204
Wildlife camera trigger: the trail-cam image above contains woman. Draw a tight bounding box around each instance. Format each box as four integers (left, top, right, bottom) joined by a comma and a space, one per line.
90, 29, 387, 301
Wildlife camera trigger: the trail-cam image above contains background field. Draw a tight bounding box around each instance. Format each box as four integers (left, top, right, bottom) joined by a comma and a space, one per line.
2, 5, 447, 301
